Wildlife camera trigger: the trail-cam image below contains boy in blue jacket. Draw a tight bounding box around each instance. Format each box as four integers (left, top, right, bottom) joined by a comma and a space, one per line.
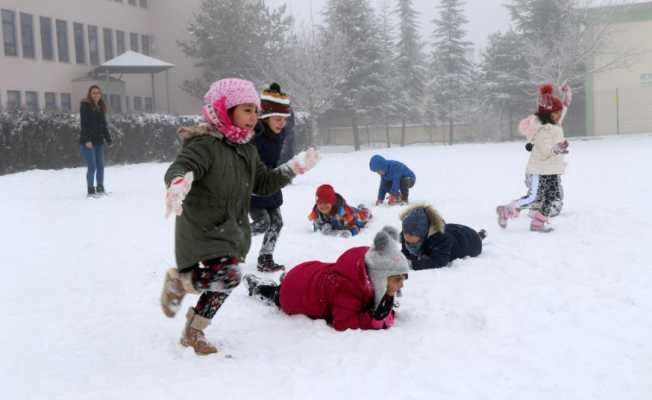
369, 154, 416, 205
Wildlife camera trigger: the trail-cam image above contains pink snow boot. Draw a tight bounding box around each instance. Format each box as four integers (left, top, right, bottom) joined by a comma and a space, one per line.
496, 203, 519, 228
530, 210, 553, 232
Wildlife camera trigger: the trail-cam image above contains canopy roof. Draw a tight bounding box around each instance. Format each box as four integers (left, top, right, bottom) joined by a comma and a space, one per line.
94, 51, 174, 74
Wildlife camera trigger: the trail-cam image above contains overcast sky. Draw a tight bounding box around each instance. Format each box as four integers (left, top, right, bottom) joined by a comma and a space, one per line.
265, 0, 513, 51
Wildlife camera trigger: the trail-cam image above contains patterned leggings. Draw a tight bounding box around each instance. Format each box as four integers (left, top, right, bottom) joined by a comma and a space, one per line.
537, 175, 562, 217
186, 257, 242, 319
249, 207, 283, 256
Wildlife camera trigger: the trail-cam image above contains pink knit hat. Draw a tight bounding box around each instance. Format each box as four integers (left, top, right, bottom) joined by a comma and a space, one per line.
202, 78, 261, 144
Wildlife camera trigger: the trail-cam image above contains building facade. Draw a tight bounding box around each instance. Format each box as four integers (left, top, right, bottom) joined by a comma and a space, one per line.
0, 0, 204, 115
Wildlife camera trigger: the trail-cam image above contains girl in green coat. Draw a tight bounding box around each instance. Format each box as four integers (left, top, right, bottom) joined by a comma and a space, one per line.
160, 78, 319, 355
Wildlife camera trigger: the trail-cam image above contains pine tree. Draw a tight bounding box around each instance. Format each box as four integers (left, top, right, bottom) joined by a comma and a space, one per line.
394, 0, 426, 146
377, 0, 398, 147
179, 0, 292, 97
323, 0, 387, 150
479, 30, 531, 139
428, 0, 474, 145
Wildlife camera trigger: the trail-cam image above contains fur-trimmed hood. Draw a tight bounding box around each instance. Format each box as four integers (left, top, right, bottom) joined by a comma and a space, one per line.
399, 203, 445, 235
177, 123, 224, 141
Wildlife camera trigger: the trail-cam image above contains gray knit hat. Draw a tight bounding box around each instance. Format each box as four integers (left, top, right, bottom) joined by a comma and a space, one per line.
365, 226, 410, 308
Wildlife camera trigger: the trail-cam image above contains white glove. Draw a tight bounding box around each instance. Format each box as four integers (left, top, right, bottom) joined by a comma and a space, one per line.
560, 81, 572, 107
288, 148, 320, 175
320, 223, 334, 235
165, 171, 194, 218
338, 230, 352, 238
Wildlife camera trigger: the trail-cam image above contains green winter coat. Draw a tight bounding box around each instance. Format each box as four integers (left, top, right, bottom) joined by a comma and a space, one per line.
165, 125, 294, 269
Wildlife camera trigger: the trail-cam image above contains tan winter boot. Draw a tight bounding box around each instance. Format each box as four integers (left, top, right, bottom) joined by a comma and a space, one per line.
161, 268, 198, 318
180, 308, 218, 355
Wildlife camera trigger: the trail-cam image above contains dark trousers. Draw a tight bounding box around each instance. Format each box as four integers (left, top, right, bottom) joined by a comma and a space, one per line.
257, 284, 281, 308
382, 177, 415, 202
181, 257, 242, 319
80, 144, 105, 188
250, 207, 283, 256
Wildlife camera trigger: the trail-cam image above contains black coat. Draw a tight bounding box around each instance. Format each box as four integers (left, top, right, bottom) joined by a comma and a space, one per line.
401, 223, 482, 270
250, 121, 287, 210
79, 101, 111, 145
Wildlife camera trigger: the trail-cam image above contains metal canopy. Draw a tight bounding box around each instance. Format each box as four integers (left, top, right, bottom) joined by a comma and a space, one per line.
94, 50, 174, 74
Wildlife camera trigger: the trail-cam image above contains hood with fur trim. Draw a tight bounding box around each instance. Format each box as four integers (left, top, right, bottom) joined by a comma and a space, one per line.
399, 204, 445, 236
177, 123, 223, 141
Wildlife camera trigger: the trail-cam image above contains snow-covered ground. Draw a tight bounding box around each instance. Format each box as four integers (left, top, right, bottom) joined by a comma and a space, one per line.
2, 135, 651, 400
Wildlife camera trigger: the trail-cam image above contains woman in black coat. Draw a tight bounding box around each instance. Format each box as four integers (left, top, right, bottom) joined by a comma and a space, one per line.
79, 85, 111, 197
400, 205, 486, 270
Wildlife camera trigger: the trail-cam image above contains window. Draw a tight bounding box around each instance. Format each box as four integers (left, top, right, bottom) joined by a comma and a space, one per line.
103, 28, 113, 61
145, 97, 153, 112
128, 0, 137, 5
55, 19, 69, 62
73, 23, 85, 64
134, 96, 142, 111
45, 92, 57, 110
125, 96, 130, 112
139, 0, 148, 8
116, 30, 125, 55
129, 32, 138, 52
2, 9, 17, 56
115, 0, 123, 3
110, 94, 122, 113
88, 25, 99, 65
39, 17, 53, 60
141, 34, 149, 55
7, 90, 21, 110
25, 91, 38, 111
60, 93, 71, 111
20, 13, 35, 58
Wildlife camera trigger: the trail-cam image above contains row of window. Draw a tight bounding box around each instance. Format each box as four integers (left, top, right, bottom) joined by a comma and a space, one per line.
2, 90, 72, 112
1, 9, 151, 64
109, 0, 149, 9
1, 90, 153, 113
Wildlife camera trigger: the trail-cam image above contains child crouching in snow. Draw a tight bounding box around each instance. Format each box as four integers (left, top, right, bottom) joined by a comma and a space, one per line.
309, 184, 371, 238
244, 226, 409, 331
159, 78, 319, 355
496, 83, 570, 232
400, 204, 486, 270
369, 154, 415, 205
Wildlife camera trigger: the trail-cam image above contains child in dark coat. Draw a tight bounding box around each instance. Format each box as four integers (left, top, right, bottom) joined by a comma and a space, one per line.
369, 155, 416, 205
249, 83, 292, 272
244, 226, 409, 331
400, 205, 486, 270
308, 184, 371, 238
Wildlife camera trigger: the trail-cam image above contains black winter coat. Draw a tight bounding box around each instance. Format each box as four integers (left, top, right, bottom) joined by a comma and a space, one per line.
401, 224, 483, 270
250, 121, 287, 210
79, 101, 111, 145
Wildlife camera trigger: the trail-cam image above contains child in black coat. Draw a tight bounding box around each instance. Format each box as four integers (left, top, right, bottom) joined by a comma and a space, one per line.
400, 204, 486, 270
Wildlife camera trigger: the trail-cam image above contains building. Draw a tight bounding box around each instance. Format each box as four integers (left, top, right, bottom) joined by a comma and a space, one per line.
585, 2, 652, 136
0, 0, 205, 115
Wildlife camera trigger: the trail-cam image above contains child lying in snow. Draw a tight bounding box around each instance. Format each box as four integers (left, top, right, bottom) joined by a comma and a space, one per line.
308, 184, 371, 238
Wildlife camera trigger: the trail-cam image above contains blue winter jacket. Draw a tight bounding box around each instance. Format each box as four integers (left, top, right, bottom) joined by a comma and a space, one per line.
250, 121, 287, 209
369, 155, 416, 201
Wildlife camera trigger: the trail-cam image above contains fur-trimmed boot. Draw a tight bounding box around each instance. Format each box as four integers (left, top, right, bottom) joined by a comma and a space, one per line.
530, 210, 553, 233
180, 308, 218, 355
496, 202, 520, 228
161, 268, 199, 318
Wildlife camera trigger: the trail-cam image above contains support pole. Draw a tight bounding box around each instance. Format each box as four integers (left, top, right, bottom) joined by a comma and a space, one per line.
165, 69, 171, 114
151, 72, 156, 113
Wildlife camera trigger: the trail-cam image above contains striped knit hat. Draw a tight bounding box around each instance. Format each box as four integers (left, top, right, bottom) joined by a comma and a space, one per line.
260, 83, 291, 119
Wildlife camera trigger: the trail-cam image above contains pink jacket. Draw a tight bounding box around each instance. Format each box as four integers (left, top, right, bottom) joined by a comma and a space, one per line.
279, 247, 395, 331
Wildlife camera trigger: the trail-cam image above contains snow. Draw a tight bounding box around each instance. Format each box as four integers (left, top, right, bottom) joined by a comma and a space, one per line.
2, 134, 651, 399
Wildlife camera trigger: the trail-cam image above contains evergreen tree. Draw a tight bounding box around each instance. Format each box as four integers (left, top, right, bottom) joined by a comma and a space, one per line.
394, 0, 426, 146
377, 0, 398, 147
323, 0, 387, 150
179, 0, 292, 97
428, 0, 474, 145
479, 30, 531, 139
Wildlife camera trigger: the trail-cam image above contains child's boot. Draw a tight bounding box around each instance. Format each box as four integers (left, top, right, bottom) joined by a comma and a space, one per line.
161, 268, 198, 318
180, 308, 218, 355
530, 210, 553, 232
244, 273, 276, 296
257, 254, 285, 272
496, 202, 519, 228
